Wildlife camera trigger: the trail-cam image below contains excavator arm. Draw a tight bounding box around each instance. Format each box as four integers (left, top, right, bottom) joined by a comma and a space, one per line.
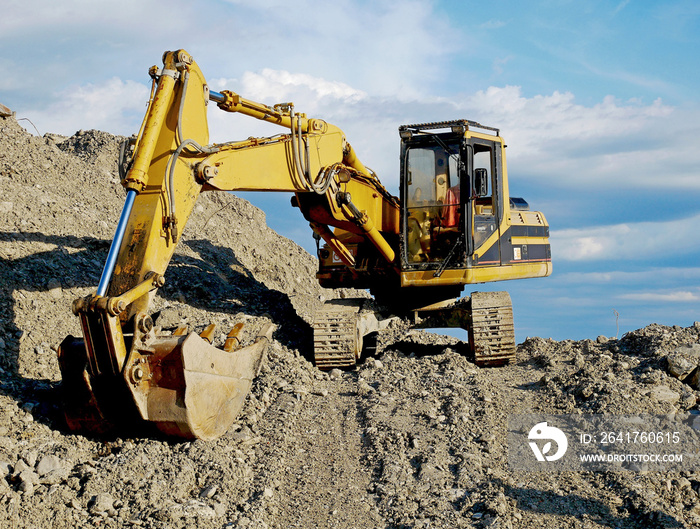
58, 49, 399, 440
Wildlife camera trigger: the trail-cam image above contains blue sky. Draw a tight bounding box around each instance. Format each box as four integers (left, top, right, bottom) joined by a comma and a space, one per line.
2, 0, 699, 341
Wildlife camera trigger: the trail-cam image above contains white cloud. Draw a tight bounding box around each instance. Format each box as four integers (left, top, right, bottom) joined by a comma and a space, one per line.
551, 213, 700, 261
206, 70, 371, 147
17, 78, 150, 136
7, 1, 699, 197
558, 267, 700, 285
620, 291, 699, 303
211, 70, 367, 114
443, 85, 700, 189
16, 60, 700, 202
202, 0, 457, 100
0, 0, 184, 35
202, 70, 700, 196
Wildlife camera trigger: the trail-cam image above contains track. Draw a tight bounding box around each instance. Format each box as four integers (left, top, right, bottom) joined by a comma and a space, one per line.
313, 300, 362, 369
470, 291, 516, 366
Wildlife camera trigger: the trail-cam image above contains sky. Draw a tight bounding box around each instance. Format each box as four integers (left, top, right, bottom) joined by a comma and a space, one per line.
2, 0, 699, 342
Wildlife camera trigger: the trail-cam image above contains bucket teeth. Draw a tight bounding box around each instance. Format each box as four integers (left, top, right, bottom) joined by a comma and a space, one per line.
223, 322, 245, 352
200, 323, 217, 344
173, 325, 188, 336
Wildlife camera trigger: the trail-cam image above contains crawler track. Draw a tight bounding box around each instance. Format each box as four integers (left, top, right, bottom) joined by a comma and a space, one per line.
470, 291, 516, 366
313, 301, 362, 369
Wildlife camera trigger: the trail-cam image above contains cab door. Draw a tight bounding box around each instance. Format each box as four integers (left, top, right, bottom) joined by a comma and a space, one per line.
466, 137, 504, 265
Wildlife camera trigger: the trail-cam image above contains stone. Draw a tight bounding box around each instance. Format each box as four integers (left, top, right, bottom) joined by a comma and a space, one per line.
199, 483, 218, 499
357, 381, 374, 394
178, 499, 216, 519
650, 386, 680, 404
17, 469, 39, 494
89, 493, 115, 515
12, 459, 31, 478
18, 478, 34, 495
686, 369, 700, 391
36, 454, 63, 476
22, 451, 38, 468
666, 351, 700, 380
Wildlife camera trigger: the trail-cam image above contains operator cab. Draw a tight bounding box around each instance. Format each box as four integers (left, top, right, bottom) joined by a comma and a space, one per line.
399, 120, 505, 272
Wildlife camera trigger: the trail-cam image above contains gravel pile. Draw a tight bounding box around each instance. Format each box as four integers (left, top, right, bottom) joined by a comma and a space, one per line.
0, 113, 698, 528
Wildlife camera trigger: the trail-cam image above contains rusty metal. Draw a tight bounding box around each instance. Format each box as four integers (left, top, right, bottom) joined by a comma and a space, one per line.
138, 322, 274, 439
58, 314, 274, 440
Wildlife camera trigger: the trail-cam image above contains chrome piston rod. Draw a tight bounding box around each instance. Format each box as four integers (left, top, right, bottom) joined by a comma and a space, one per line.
96, 189, 137, 296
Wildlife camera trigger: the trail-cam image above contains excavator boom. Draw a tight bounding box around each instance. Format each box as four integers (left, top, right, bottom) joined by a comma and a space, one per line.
57, 50, 399, 439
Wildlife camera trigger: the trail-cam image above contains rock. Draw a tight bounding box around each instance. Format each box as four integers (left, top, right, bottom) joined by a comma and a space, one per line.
487, 492, 509, 516
17, 469, 39, 494
649, 385, 680, 404
175, 499, 216, 519
329, 368, 343, 380
666, 346, 700, 380
357, 381, 375, 395
18, 478, 34, 495
89, 493, 115, 515
22, 451, 38, 468
2, 114, 700, 528
36, 454, 63, 476
686, 368, 700, 391
199, 483, 218, 499
12, 459, 31, 478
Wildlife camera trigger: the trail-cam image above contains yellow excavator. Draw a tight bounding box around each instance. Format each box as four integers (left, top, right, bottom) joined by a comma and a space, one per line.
58, 50, 551, 440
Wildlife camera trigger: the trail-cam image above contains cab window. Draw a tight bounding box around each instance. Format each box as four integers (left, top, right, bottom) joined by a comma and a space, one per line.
405, 143, 462, 263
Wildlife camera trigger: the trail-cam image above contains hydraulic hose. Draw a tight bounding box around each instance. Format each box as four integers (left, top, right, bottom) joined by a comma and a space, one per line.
288, 107, 309, 191
166, 138, 218, 242
165, 67, 218, 241
288, 107, 336, 195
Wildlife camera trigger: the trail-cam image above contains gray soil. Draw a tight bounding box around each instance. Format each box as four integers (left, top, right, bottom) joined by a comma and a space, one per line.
0, 114, 699, 528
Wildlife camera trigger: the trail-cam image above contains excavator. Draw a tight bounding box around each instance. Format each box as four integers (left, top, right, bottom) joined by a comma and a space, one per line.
57, 50, 551, 440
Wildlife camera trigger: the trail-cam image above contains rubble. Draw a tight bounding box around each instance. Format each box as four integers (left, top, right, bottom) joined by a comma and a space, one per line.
0, 114, 698, 527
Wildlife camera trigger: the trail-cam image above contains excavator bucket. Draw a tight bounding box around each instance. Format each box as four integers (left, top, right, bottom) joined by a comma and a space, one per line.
57, 323, 273, 440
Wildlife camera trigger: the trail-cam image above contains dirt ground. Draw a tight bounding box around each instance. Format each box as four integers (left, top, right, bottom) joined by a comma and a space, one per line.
0, 114, 699, 528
